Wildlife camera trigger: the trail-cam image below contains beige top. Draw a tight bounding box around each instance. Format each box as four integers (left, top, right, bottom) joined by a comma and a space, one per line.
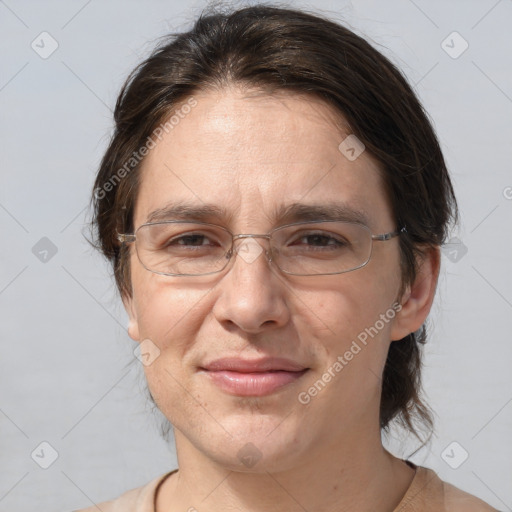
74, 461, 499, 511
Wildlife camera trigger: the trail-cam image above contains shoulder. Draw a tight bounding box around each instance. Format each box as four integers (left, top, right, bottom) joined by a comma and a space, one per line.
400, 464, 499, 512
74, 485, 143, 512
442, 478, 499, 512
73, 470, 176, 512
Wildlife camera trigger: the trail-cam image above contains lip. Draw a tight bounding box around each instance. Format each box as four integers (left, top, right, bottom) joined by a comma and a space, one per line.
202, 357, 307, 372
200, 357, 309, 397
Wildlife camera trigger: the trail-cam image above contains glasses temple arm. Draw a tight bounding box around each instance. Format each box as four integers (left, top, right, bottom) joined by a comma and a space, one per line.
117, 233, 136, 243
372, 226, 407, 241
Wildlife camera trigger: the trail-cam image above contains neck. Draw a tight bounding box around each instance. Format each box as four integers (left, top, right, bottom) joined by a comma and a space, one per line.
156, 430, 415, 512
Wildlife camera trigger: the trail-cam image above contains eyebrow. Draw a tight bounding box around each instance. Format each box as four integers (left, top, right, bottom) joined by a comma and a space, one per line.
144, 200, 370, 227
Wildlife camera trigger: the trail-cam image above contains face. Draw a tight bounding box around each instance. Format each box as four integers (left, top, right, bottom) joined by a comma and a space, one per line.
124, 86, 416, 472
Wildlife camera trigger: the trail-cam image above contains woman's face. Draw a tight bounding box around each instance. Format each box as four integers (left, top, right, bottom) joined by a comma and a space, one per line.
124, 87, 410, 471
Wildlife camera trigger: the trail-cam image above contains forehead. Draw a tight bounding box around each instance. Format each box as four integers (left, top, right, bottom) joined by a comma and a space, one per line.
134, 87, 393, 230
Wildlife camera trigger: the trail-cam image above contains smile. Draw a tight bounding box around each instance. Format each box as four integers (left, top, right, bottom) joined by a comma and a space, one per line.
199, 356, 310, 396
202, 368, 310, 396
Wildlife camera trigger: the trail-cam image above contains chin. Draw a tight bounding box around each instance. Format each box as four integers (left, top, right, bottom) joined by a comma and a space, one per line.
209, 444, 306, 474
195, 416, 311, 473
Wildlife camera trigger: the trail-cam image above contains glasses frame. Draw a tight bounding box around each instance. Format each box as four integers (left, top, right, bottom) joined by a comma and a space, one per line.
117, 220, 406, 277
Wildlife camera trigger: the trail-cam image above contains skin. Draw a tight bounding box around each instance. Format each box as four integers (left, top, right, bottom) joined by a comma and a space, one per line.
123, 85, 440, 512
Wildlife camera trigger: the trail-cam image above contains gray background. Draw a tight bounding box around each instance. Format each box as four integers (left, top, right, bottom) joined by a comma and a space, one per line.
0, 0, 511, 510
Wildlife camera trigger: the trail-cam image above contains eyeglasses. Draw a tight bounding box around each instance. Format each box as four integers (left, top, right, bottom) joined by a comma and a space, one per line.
117, 220, 405, 277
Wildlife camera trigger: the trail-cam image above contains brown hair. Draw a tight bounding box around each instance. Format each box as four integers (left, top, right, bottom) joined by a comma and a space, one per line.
89, 3, 458, 447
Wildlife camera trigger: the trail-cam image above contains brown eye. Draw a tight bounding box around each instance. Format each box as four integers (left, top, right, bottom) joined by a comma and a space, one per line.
168, 234, 213, 247
289, 231, 349, 250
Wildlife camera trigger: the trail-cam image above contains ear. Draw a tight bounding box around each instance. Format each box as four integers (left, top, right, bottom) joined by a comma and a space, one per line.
390, 246, 440, 341
122, 293, 140, 342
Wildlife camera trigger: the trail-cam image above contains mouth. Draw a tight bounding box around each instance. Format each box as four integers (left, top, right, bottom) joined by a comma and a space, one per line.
199, 357, 310, 397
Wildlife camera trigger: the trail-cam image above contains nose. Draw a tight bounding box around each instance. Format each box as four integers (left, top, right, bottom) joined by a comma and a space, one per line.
211, 236, 290, 334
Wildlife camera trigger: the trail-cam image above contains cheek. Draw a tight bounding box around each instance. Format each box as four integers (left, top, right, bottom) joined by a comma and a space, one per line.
303, 273, 401, 398
134, 282, 206, 349
133, 281, 208, 424
129, 247, 200, 340
305, 275, 396, 339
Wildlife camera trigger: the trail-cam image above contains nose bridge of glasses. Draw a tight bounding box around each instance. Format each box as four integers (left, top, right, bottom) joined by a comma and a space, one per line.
229, 233, 274, 264
232, 233, 271, 243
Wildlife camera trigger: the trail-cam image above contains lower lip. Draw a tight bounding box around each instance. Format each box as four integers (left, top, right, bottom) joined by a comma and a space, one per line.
203, 369, 309, 396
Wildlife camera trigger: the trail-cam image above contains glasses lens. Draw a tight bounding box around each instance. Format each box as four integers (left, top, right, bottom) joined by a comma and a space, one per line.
272, 221, 372, 275
136, 222, 231, 275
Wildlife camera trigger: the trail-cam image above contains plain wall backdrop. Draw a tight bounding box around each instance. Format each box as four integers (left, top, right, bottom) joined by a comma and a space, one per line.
0, 0, 511, 510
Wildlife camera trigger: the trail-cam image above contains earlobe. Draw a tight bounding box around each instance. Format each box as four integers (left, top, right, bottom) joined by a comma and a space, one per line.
390, 247, 440, 341
122, 294, 140, 342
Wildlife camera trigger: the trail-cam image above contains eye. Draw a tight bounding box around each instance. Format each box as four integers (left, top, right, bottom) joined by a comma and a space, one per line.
290, 231, 349, 249
169, 233, 213, 247
163, 231, 224, 250
301, 234, 344, 247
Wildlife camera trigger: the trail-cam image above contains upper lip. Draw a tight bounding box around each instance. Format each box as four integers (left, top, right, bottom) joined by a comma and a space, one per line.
201, 357, 308, 373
